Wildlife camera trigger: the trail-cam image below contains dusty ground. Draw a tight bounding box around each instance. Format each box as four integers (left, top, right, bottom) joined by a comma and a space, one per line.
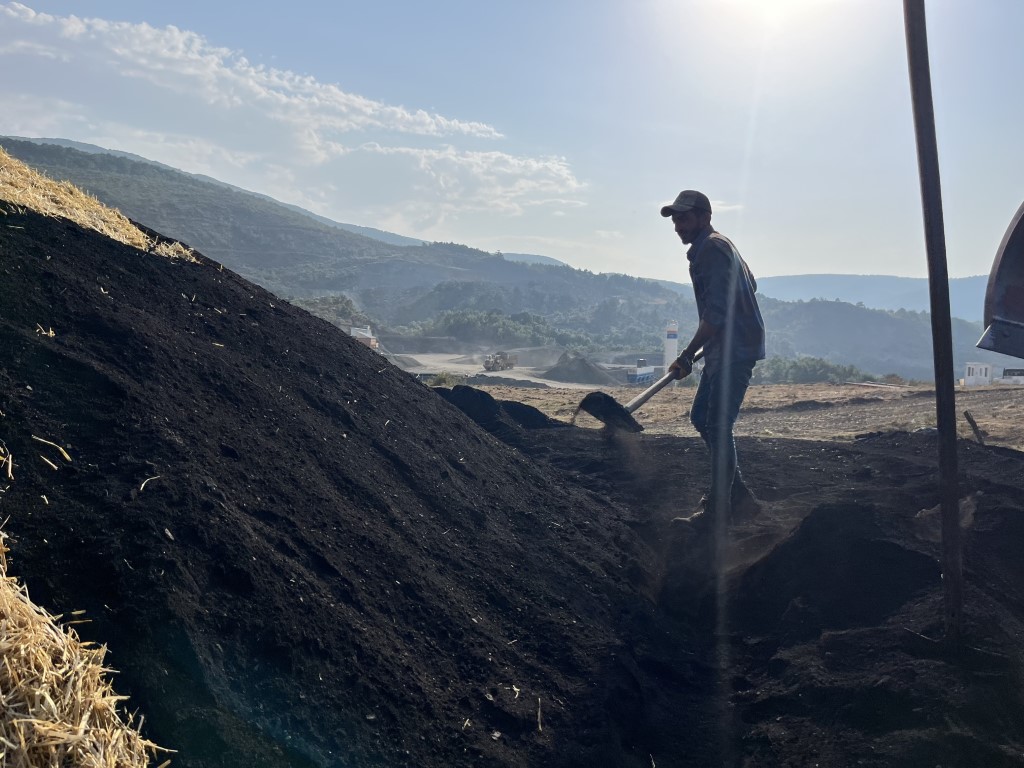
482, 381, 1024, 449
397, 351, 1024, 449
3, 205, 1024, 768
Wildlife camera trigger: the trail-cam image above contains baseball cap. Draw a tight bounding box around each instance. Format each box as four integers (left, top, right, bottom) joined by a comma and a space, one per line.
660, 190, 712, 217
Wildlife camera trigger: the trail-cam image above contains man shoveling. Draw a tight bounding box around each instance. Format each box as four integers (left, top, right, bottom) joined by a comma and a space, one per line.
662, 190, 766, 527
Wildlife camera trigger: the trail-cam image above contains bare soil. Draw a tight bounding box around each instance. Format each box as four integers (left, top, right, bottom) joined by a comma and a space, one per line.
483, 381, 1024, 449
3, 206, 1024, 768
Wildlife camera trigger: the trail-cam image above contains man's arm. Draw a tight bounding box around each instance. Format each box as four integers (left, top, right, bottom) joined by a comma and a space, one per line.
669, 238, 735, 378
669, 319, 717, 378
683, 319, 716, 360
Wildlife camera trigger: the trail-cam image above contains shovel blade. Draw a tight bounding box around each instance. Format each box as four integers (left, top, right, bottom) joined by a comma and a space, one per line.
576, 391, 644, 433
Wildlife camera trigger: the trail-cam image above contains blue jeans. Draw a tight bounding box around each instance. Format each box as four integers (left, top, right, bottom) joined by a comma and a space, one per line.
690, 359, 756, 517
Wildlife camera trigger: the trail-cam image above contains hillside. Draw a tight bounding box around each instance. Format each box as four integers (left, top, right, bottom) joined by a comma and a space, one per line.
755, 297, 1016, 381
12, 141, 986, 315
502, 251, 568, 267
0, 137, 672, 303
3, 137, 1017, 380
757, 274, 988, 323
4, 162, 1024, 767
7, 136, 430, 247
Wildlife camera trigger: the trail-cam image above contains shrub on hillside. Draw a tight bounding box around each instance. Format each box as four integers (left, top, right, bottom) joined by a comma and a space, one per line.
751, 356, 874, 385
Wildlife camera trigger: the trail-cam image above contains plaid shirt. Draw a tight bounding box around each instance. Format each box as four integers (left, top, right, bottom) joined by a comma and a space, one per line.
687, 225, 766, 368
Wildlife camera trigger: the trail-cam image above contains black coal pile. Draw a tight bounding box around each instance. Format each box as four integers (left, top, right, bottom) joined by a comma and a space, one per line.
4, 205, 1024, 768
0, 208, 672, 767
543, 351, 620, 386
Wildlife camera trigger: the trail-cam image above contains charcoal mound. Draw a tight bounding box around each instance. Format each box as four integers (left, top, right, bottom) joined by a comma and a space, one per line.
733, 502, 941, 642
498, 399, 570, 430
4, 204, 1024, 768
0, 208, 661, 768
543, 351, 620, 386
436, 386, 568, 434
433, 385, 525, 443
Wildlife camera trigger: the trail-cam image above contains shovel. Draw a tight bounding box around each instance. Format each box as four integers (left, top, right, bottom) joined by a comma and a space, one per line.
575, 350, 704, 432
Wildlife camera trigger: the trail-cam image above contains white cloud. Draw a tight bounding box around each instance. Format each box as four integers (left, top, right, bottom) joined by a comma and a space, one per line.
0, 2, 586, 230
0, 38, 66, 59
359, 144, 586, 224
1, 3, 501, 139
0, 94, 89, 136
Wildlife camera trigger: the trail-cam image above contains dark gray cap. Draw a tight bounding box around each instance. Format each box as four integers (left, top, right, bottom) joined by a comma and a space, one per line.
660, 190, 712, 217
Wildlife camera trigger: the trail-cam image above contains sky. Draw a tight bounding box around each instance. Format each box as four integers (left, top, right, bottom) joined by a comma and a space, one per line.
2, 0, 1022, 283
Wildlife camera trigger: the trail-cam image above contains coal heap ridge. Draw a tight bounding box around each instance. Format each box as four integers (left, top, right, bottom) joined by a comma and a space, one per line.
0, 207, 664, 767
5, 205, 1024, 768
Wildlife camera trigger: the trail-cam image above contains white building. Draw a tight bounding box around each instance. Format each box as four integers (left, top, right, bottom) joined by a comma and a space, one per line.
963, 362, 993, 387
627, 358, 656, 386
348, 325, 379, 350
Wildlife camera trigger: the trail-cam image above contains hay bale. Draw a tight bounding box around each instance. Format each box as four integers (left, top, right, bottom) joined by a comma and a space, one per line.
0, 534, 169, 767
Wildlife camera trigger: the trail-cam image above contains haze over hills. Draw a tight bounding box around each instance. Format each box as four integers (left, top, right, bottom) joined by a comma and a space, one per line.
1, 136, 1015, 379
755, 274, 988, 324
8, 138, 985, 313
501, 252, 567, 267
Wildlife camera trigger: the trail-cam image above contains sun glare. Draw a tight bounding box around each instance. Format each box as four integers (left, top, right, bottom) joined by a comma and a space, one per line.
715, 0, 837, 35
645, 0, 875, 89
649, 0, 851, 57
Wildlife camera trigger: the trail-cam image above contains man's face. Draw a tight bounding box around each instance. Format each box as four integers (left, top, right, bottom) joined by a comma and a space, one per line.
671, 210, 705, 245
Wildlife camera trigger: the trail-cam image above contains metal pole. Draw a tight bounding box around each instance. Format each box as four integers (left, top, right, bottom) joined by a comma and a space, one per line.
903, 0, 963, 644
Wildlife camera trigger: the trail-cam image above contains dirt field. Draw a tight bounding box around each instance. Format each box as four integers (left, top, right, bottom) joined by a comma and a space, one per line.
481, 380, 1024, 449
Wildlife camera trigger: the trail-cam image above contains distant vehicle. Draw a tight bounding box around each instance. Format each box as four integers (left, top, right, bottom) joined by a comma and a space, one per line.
483, 352, 518, 371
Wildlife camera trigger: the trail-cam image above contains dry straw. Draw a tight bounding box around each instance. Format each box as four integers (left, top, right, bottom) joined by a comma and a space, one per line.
0, 532, 170, 767
1, 146, 176, 764
0, 146, 195, 262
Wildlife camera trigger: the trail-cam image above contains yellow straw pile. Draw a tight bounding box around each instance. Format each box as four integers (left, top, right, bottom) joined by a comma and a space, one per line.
0, 534, 170, 767
0, 146, 195, 262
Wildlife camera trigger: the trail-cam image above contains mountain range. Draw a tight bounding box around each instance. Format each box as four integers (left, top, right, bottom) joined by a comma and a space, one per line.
755, 274, 988, 324
1, 136, 1014, 380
